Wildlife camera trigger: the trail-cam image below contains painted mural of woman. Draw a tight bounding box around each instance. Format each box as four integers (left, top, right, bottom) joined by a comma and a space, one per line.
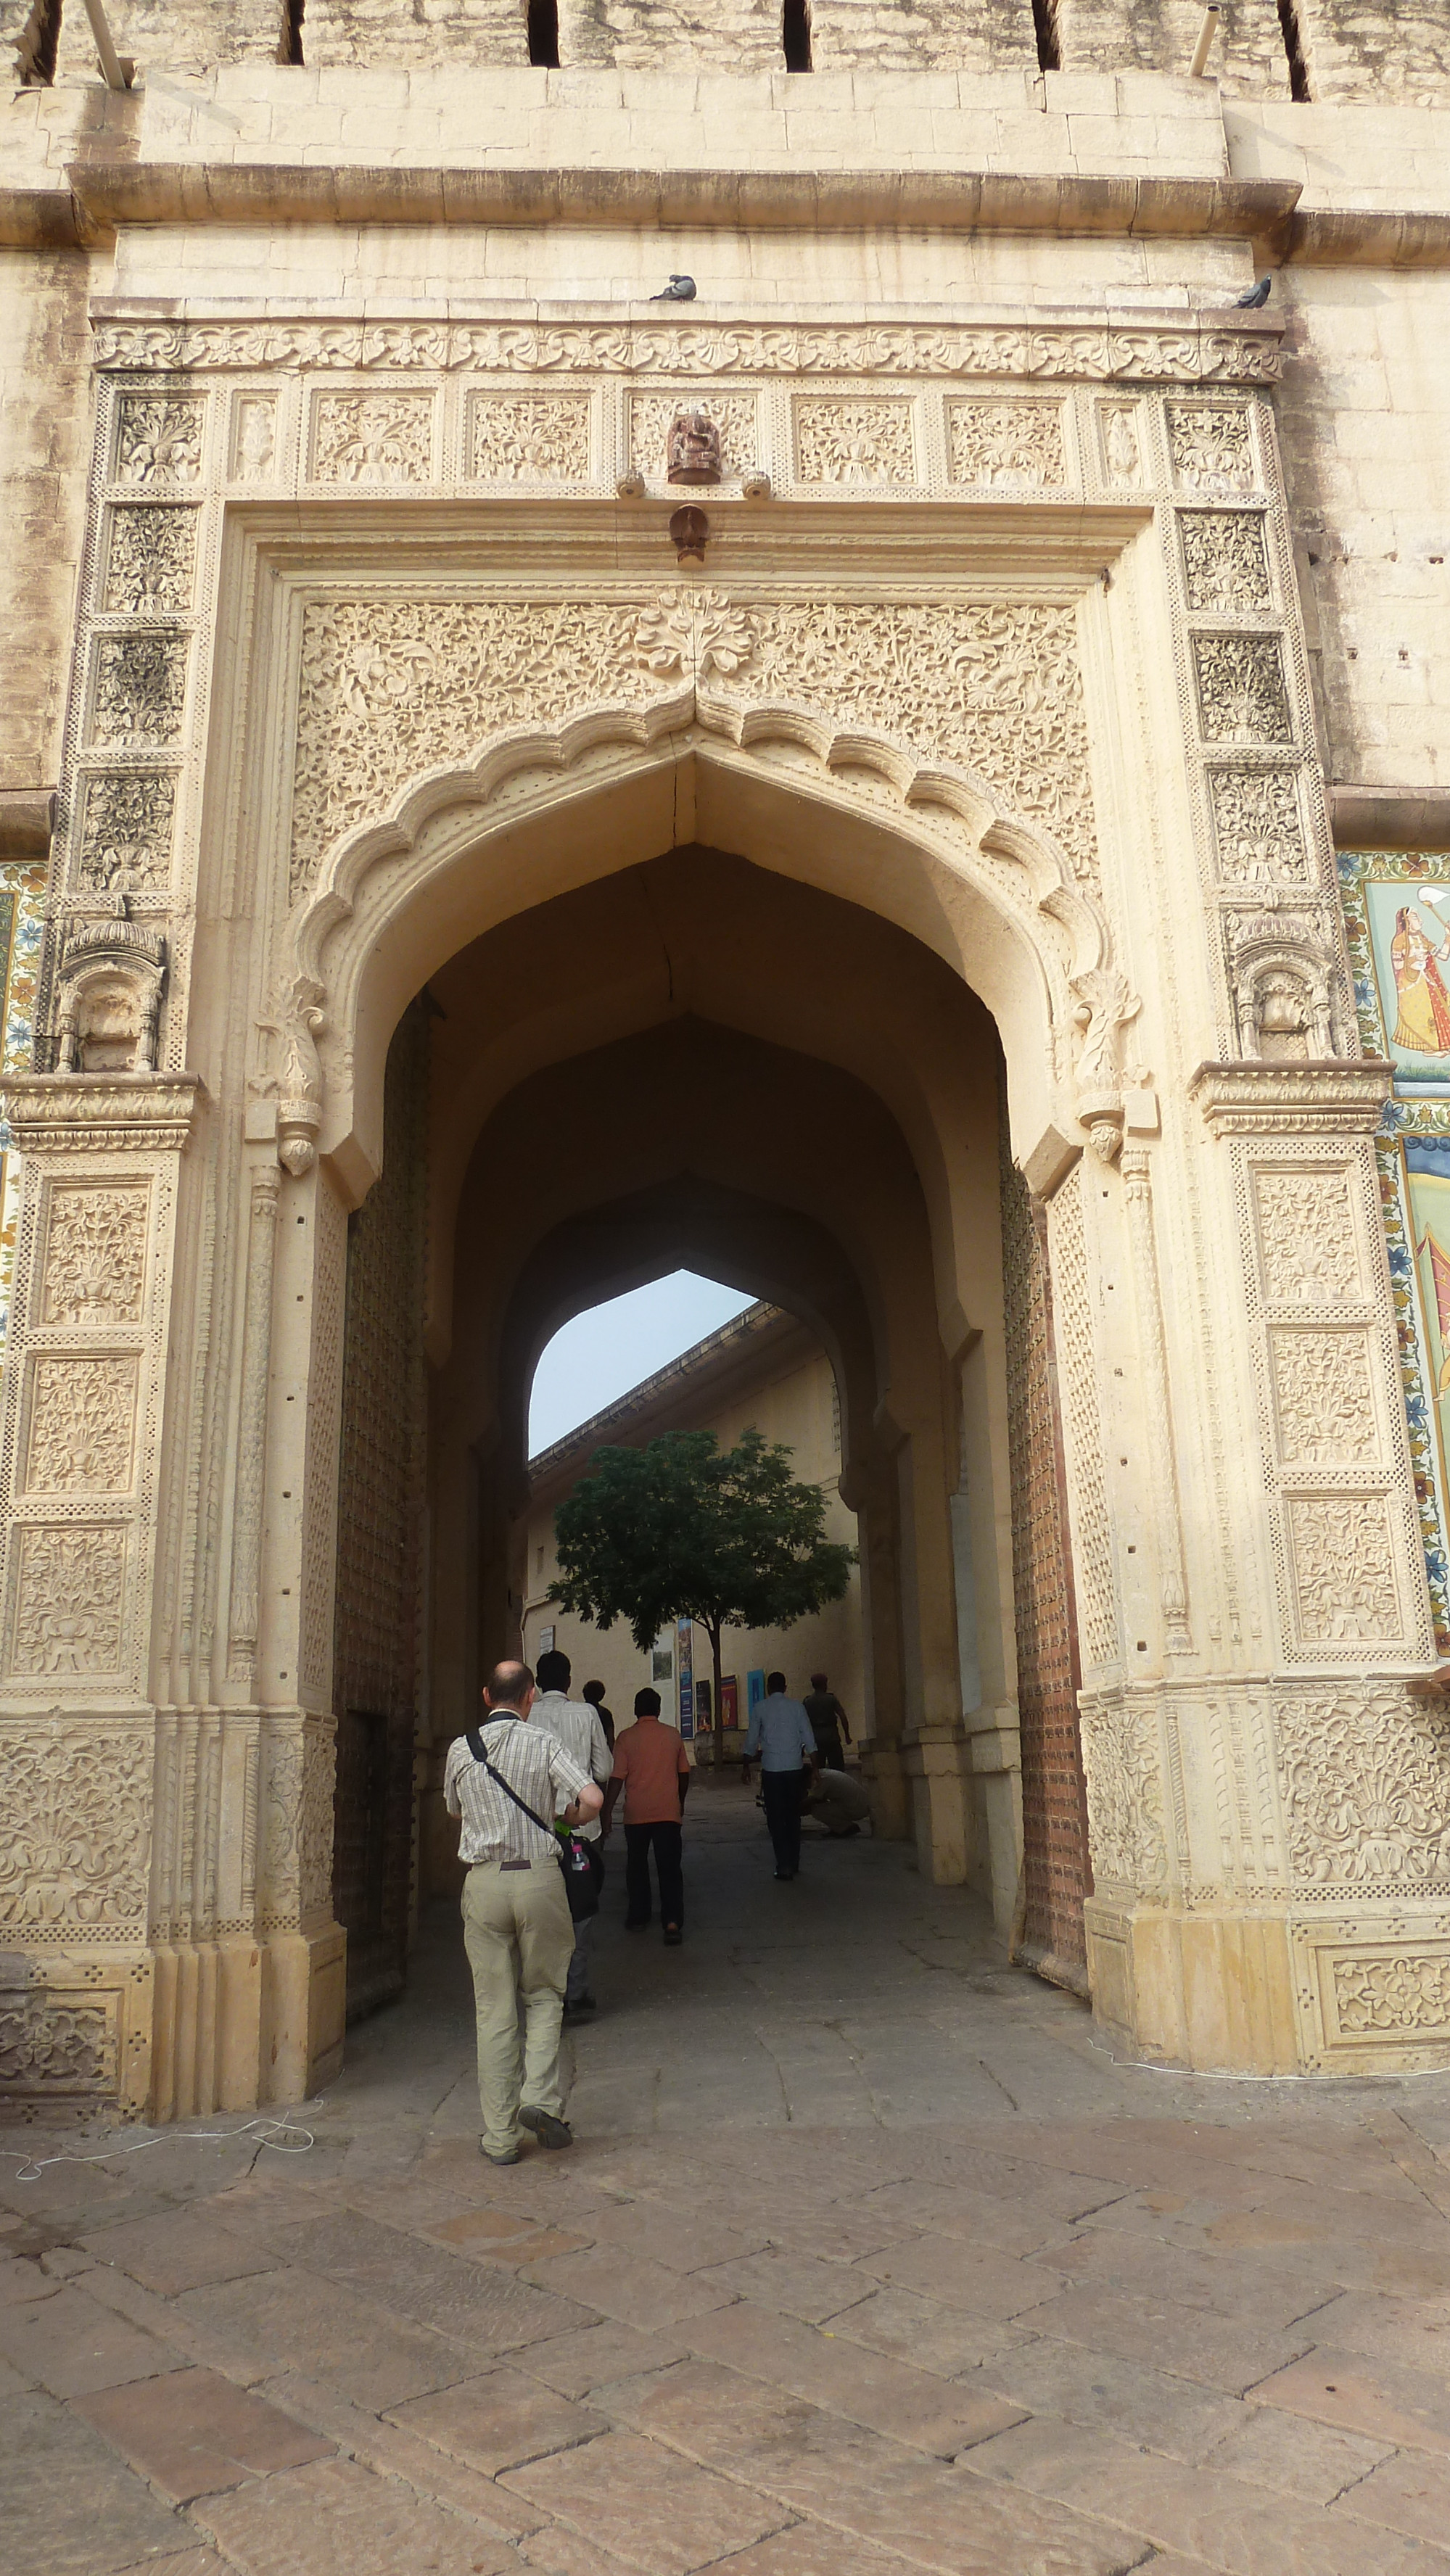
1391, 905, 1450, 1054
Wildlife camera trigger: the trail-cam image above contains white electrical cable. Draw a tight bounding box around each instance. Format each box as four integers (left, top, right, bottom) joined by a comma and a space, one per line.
1, 2109, 319, 2185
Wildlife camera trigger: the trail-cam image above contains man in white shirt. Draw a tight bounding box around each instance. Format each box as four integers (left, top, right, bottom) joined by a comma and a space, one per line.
532, 1648, 614, 2019
742, 1671, 818, 1881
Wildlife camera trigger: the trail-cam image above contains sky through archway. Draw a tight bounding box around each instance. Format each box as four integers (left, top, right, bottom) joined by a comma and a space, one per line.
527, 1270, 757, 1457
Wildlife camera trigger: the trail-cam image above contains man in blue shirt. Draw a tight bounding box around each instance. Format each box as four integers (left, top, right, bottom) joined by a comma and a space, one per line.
742, 1671, 817, 1881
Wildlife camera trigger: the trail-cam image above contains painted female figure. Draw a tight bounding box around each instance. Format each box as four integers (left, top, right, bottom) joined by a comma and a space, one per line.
1391, 906, 1450, 1055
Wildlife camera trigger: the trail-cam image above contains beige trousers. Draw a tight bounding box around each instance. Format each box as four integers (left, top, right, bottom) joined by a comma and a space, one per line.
461, 1858, 574, 2157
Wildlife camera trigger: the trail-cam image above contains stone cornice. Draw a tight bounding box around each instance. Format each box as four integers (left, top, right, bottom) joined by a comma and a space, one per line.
1190, 1060, 1392, 1137
1332, 786, 1450, 854
1, 1073, 205, 1155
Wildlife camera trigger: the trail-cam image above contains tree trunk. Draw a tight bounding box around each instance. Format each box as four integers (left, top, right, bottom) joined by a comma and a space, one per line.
710, 1620, 725, 1773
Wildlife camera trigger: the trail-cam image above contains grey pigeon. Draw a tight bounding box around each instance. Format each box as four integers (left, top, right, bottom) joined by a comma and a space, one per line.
1235, 275, 1272, 308
650, 274, 696, 302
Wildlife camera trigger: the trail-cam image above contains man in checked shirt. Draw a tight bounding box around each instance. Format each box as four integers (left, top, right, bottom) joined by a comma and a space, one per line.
444, 1659, 604, 2163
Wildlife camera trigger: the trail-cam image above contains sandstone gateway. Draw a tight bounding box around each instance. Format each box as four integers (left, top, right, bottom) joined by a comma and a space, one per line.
1, 0, 1449, 2119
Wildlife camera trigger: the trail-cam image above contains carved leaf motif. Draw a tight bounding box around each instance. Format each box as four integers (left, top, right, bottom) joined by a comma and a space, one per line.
794, 399, 917, 484
1100, 403, 1141, 482
947, 400, 1066, 488
1209, 768, 1309, 883
312, 395, 434, 484
1193, 635, 1293, 745
234, 395, 277, 480
1080, 1699, 1167, 1887
1332, 1954, 1450, 2034
1167, 401, 1255, 493
1269, 1330, 1379, 1466
26, 1357, 137, 1494
1253, 1170, 1362, 1304
0, 1992, 113, 2086
1286, 1495, 1402, 1643
102, 508, 198, 615
91, 634, 189, 748
76, 773, 176, 894
1179, 511, 1272, 615
43, 1184, 149, 1324
469, 394, 592, 481
115, 395, 205, 487
631, 588, 756, 680
12, 1524, 128, 1675
0, 1730, 150, 1924
1277, 1685, 1450, 1887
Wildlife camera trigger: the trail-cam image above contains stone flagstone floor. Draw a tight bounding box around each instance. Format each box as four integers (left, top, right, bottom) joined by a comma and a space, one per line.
5, 1781, 1450, 2575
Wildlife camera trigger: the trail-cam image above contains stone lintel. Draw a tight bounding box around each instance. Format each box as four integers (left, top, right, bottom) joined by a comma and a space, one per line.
1332, 785, 1450, 853
1, 1072, 206, 1155
1189, 1059, 1391, 1138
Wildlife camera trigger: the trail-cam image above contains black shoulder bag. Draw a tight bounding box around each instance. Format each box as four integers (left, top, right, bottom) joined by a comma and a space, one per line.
466, 1724, 601, 1921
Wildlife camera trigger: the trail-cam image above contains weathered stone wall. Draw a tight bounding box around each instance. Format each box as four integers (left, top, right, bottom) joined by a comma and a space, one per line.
1055, 0, 1290, 94
809, 0, 1037, 74
559, 0, 784, 72
1295, 0, 1450, 106
48, 0, 288, 80
305, 0, 527, 71
0, 249, 89, 806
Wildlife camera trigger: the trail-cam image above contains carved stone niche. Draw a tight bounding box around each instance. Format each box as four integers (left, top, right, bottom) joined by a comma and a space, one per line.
1229, 909, 1336, 1063
55, 905, 167, 1075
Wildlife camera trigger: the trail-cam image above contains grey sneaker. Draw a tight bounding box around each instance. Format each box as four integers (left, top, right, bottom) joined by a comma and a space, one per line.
481, 2142, 521, 2164
519, 2105, 573, 2151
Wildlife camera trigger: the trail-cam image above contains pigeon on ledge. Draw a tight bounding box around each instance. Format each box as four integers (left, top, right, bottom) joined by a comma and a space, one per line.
650, 274, 697, 301
1235, 276, 1272, 308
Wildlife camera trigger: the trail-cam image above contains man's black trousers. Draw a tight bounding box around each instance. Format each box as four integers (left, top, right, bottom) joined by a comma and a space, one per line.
624, 1821, 684, 1928
762, 1768, 807, 1876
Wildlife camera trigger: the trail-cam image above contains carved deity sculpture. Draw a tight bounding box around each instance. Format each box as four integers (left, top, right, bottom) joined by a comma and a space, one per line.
667, 411, 722, 487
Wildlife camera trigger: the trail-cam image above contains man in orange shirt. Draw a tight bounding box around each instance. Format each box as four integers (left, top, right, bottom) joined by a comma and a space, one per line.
601, 1686, 691, 1946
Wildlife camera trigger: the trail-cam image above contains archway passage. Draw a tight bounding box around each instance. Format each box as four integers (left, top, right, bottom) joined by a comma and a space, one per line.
326, 841, 1090, 2020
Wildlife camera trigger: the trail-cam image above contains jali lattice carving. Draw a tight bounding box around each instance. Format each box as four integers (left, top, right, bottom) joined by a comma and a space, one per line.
1285, 1495, 1401, 1643
629, 392, 756, 481
26, 1357, 137, 1494
1080, 1698, 1167, 1887
42, 1184, 149, 1323
1253, 1169, 1362, 1305
11, 1523, 127, 1675
1047, 1166, 1117, 1669
1269, 1329, 1378, 1466
0, 1727, 150, 1925
1167, 401, 1255, 494
1193, 635, 1293, 746
312, 394, 433, 484
1278, 1684, 1450, 1886
469, 394, 592, 481
91, 634, 188, 748
794, 399, 916, 484
1332, 1954, 1450, 2035
0, 1991, 112, 2087
1179, 511, 1272, 615
115, 395, 205, 487
102, 508, 198, 616
1209, 768, 1310, 883
76, 773, 176, 894
947, 400, 1066, 488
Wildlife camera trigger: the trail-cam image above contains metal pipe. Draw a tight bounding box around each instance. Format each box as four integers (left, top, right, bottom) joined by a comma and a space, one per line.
1189, 4, 1220, 78
79, 0, 134, 89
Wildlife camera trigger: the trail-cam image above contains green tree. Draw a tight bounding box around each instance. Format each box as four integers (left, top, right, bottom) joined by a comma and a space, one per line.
548, 1427, 855, 1769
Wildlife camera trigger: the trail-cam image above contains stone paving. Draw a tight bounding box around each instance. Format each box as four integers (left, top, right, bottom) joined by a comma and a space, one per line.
6, 1781, 1450, 2576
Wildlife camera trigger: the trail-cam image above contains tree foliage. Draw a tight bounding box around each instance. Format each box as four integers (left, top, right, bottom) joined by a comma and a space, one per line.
548, 1427, 855, 1659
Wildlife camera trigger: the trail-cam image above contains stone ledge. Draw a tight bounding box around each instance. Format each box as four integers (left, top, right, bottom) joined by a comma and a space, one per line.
1332, 785, 1450, 852
1189, 1059, 1393, 1137
0, 1073, 207, 1155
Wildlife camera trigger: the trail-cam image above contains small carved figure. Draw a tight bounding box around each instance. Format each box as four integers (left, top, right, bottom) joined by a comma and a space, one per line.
667, 411, 722, 487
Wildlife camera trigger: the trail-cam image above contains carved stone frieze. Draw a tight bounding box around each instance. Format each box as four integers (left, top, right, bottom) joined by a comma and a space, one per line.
0, 1726, 150, 1925
1277, 1684, 1450, 1888
1192, 635, 1293, 745
0, 1991, 113, 2088
1178, 510, 1272, 615
469, 392, 592, 481
90, 633, 189, 749
26, 1357, 138, 1495
1208, 767, 1310, 884
794, 398, 917, 484
113, 395, 205, 486
1191, 1063, 1391, 1137
41, 1184, 149, 1324
1, 1073, 202, 1155
947, 399, 1066, 488
102, 508, 199, 616
1284, 1495, 1403, 1644
1166, 400, 1256, 493
1268, 1329, 1380, 1466
10, 1522, 128, 1675
75, 772, 176, 894
310, 393, 434, 484
91, 318, 1286, 384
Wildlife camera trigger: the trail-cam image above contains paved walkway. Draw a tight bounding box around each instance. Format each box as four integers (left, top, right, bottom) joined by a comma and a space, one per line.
7, 1780, 1450, 2576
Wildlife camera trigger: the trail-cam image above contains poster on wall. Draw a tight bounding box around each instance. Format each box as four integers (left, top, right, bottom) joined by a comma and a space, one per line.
720, 1676, 739, 1731
677, 1616, 693, 1738
1363, 878, 1450, 1092
747, 1669, 766, 1714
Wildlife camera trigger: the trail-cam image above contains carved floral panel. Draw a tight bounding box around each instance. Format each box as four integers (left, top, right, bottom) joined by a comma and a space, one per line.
628, 392, 757, 482
25, 1357, 138, 1495
1192, 635, 1293, 746
0, 1991, 113, 2087
1166, 400, 1255, 495
11, 1523, 128, 1675
1277, 1684, 1450, 1887
1268, 1329, 1380, 1466
1079, 1698, 1167, 1887
90, 633, 189, 749
0, 1726, 150, 1925
102, 508, 199, 615
232, 393, 278, 481
76, 772, 176, 895
1253, 1169, 1364, 1305
1332, 1953, 1450, 2035
42, 1184, 149, 1324
469, 393, 593, 481
1178, 511, 1272, 616
947, 400, 1066, 488
311, 393, 434, 484
114, 395, 205, 487
1208, 767, 1310, 883
1285, 1494, 1403, 1644
794, 398, 917, 484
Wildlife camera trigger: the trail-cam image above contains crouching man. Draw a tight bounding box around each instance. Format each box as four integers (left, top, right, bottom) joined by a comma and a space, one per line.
445, 1659, 604, 2164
